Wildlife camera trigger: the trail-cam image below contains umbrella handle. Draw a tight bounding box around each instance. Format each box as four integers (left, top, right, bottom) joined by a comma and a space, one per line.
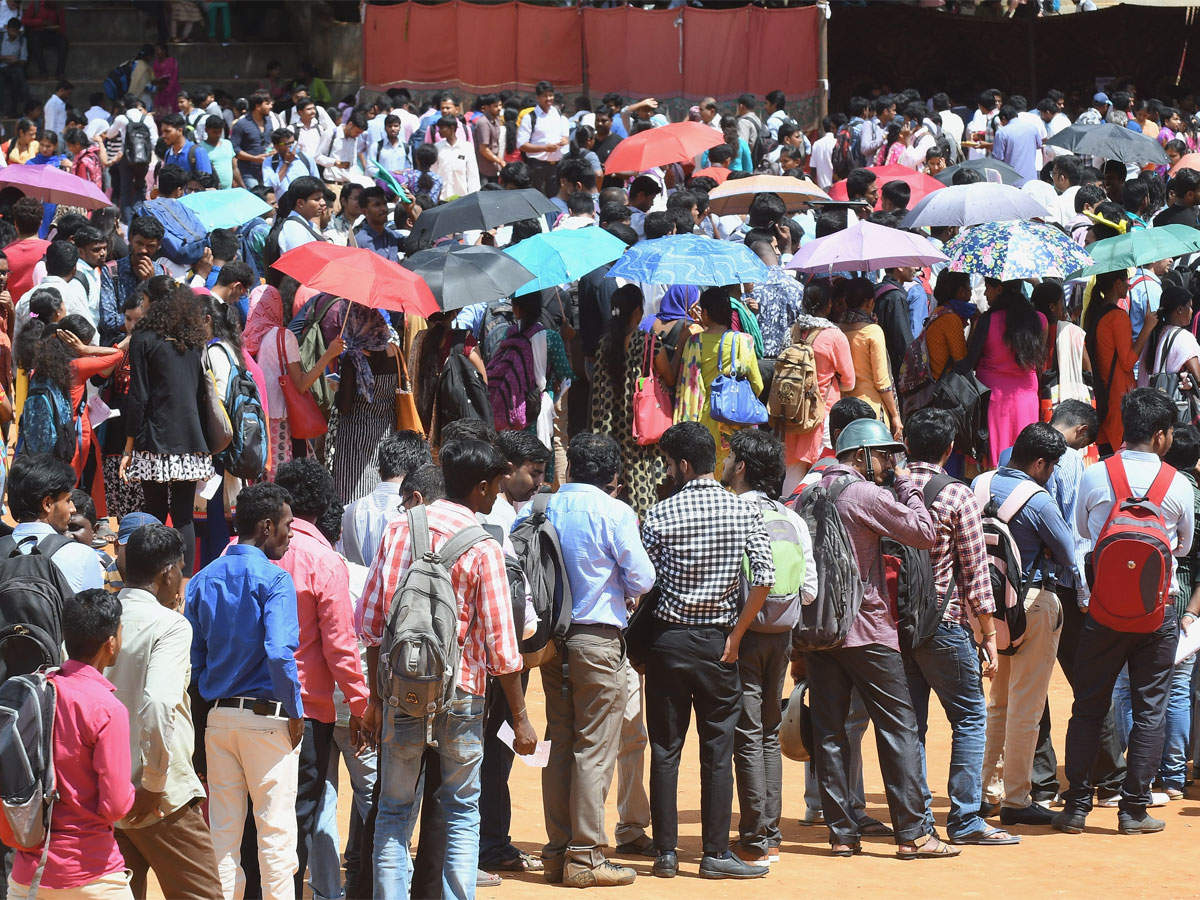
338, 308, 351, 339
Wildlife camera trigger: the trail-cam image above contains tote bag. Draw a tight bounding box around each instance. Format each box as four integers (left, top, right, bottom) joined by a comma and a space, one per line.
709, 332, 768, 426
276, 328, 328, 439
633, 331, 673, 445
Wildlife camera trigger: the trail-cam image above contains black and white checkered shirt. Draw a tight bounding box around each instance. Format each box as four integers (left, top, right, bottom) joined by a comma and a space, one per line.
641, 478, 775, 627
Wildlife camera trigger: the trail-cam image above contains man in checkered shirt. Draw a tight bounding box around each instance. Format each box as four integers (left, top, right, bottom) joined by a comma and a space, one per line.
639, 422, 775, 881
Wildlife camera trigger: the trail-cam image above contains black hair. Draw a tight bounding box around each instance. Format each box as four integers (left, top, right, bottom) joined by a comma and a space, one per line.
1052, 155, 1082, 186
275, 458, 337, 521
659, 421, 716, 475
130, 215, 165, 241
1030, 281, 1064, 321
1073, 183, 1106, 214
727, 429, 784, 496
58, 313, 95, 344
565, 191, 594, 216
440, 439, 510, 501
401, 463, 445, 505
136, 284, 206, 349
44, 240, 77, 277
844, 276, 875, 310
1050, 399, 1099, 444
71, 224, 105, 249
496, 429, 550, 467
1165, 424, 1200, 471
566, 432, 621, 487
933, 270, 971, 306
499, 160, 531, 189
234, 482, 292, 537
748, 192, 786, 228
7, 453, 77, 522
200, 294, 243, 355
880, 180, 910, 209
604, 222, 638, 247
707, 144, 733, 165
991, 282, 1045, 370
512, 291, 543, 333
28, 286, 63, 320
845, 168, 876, 201
905, 408, 956, 462
603, 283, 644, 386
643, 210, 675, 240
698, 286, 733, 328
63, 126, 88, 149
1010, 422, 1067, 468
69, 488, 96, 526
829, 396, 876, 436
315, 497, 343, 545
62, 589, 121, 660
599, 202, 631, 226
377, 430, 432, 481
124, 524, 185, 586
52, 213, 88, 244
1122, 386, 1178, 445
215, 258, 254, 291
157, 164, 189, 197
439, 418, 497, 446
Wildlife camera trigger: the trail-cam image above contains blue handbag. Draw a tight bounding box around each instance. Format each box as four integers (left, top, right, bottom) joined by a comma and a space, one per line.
709, 332, 768, 426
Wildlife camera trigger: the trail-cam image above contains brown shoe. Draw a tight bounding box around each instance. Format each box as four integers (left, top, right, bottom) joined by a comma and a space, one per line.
544, 856, 564, 884
733, 846, 770, 868
564, 859, 637, 887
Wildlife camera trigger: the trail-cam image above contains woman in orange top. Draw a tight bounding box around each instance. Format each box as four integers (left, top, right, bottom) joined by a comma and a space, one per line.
924, 271, 974, 379
1085, 270, 1156, 453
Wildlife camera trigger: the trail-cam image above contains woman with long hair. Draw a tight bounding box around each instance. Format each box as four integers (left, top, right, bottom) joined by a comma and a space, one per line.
922, 271, 976, 381
566, 123, 603, 189
1138, 284, 1200, 390
840, 277, 903, 439
1032, 281, 1091, 409
1085, 269, 1155, 453
974, 279, 1047, 466
410, 309, 486, 443
701, 115, 753, 173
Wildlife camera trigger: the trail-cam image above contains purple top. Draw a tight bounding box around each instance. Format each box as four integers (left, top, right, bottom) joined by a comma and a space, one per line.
820, 464, 936, 650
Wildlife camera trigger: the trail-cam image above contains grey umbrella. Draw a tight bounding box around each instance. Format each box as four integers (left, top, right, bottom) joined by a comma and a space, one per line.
1045, 123, 1168, 165
401, 244, 534, 311
410, 188, 558, 242
901, 183, 1051, 228
935, 157, 1024, 186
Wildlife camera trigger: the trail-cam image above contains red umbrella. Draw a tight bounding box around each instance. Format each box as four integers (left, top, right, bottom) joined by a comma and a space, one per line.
827, 163, 946, 210
604, 122, 725, 175
691, 166, 733, 184
272, 243, 438, 318
0, 164, 110, 209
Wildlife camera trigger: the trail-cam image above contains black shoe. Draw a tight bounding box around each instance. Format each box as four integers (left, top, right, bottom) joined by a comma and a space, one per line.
615, 836, 658, 859
653, 851, 678, 878
698, 853, 768, 880
1052, 811, 1087, 834
978, 801, 998, 818
1118, 812, 1165, 835
855, 816, 894, 837
998, 802, 1055, 826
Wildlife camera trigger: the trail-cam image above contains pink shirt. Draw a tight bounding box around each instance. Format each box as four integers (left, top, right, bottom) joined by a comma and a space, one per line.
12, 661, 134, 890
277, 518, 369, 723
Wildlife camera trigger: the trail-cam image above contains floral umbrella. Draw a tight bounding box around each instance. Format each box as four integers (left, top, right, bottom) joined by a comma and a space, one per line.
943, 220, 1093, 281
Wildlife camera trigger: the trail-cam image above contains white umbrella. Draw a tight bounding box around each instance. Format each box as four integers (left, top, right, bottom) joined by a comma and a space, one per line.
900, 183, 1051, 229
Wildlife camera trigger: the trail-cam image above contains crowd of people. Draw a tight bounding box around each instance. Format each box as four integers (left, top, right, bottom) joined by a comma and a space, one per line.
3, 62, 1200, 900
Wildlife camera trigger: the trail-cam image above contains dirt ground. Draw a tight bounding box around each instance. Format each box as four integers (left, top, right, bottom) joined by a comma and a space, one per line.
149, 667, 1198, 899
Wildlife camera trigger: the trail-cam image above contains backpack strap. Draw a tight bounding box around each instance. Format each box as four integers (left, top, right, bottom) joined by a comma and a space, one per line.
922, 473, 957, 509
826, 473, 858, 504
35, 533, 75, 560
530, 489, 552, 518
1145, 461, 1177, 507
435, 523, 492, 570
1155, 326, 1181, 375
407, 504, 430, 561
996, 479, 1044, 524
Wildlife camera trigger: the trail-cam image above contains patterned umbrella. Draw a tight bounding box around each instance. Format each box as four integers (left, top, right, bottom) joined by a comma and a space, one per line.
606, 234, 769, 285
943, 220, 1093, 280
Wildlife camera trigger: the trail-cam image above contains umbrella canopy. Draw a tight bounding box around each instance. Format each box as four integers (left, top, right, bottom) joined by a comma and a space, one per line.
504, 227, 628, 293
0, 165, 110, 209
272, 243, 438, 317
1169, 153, 1200, 175
785, 221, 948, 275
400, 244, 534, 311
178, 188, 273, 230
410, 188, 558, 242
691, 166, 733, 185
603, 121, 725, 174
901, 182, 1051, 228
1069, 224, 1200, 277
944, 220, 1092, 280
935, 157, 1024, 186
706, 175, 831, 215
607, 233, 769, 285
1045, 123, 1168, 165
826, 164, 945, 209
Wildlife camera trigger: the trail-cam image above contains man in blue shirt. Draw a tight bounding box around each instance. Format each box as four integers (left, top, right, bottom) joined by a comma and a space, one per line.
972, 423, 1075, 829
515, 433, 654, 887
160, 112, 212, 178
186, 482, 305, 900
354, 187, 402, 264
103, 215, 169, 346
232, 90, 273, 187
264, 126, 320, 194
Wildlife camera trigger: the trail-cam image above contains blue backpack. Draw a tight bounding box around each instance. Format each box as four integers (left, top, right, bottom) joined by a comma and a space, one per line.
131, 198, 208, 266
207, 344, 267, 480
237, 217, 271, 284
17, 382, 80, 463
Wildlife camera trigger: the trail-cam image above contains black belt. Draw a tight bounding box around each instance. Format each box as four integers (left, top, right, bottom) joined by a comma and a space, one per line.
567, 623, 622, 637
215, 697, 287, 718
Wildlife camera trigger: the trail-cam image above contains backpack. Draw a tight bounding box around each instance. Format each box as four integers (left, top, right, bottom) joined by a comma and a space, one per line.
740, 496, 806, 634
297, 293, 341, 413
377, 505, 490, 746
480, 302, 516, 362
17, 382, 80, 464
237, 218, 272, 285
897, 329, 935, 400
208, 344, 268, 481
973, 471, 1046, 654
0, 534, 75, 684
740, 114, 771, 169
928, 364, 991, 463
262, 214, 326, 287
435, 340, 492, 435
124, 110, 153, 170
831, 123, 857, 180
0, 668, 57, 895
508, 491, 573, 667
103, 59, 135, 102
1147, 327, 1200, 428
768, 328, 824, 430
131, 198, 208, 266
1086, 456, 1176, 634
881, 474, 957, 651
792, 475, 867, 651
486, 323, 543, 432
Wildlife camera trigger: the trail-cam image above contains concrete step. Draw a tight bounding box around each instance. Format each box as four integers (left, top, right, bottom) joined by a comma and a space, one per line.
61, 1, 298, 44
35, 39, 307, 84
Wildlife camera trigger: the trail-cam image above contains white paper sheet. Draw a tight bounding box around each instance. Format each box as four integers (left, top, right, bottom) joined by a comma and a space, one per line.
1175, 622, 1200, 664
497, 721, 551, 768
86, 393, 118, 427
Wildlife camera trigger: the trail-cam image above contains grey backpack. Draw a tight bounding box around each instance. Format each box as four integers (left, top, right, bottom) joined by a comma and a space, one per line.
378, 505, 490, 746
0, 669, 58, 895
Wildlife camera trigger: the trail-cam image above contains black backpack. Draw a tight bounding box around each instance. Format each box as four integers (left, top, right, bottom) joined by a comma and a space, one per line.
124, 111, 153, 170
435, 341, 492, 437
0, 534, 75, 685
480, 302, 516, 362
509, 491, 573, 668
792, 475, 867, 651
881, 474, 957, 651
740, 114, 770, 169
831, 123, 858, 180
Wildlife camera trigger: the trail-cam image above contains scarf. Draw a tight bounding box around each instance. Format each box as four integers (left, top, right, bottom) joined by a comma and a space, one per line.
730, 298, 765, 357
944, 298, 978, 321
640, 284, 698, 332
791, 313, 837, 332
336, 303, 397, 401
842, 308, 876, 325
243, 285, 284, 355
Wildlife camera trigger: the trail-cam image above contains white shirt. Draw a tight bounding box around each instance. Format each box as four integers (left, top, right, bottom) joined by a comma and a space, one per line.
811, 132, 835, 189
14, 275, 95, 353
277, 212, 323, 255
106, 109, 159, 146
316, 124, 370, 184
516, 104, 570, 163
368, 135, 408, 174
1139, 325, 1200, 385
766, 109, 790, 141
965, 107, 993, 160
0, 1, 20, 28
76, 261, 102, 326
43, 93, 67, 141
292, 117, 333, 161
338, 481, 405, 566
432, 138, 480, 199
939, 109, 965, 147
286, 103, 335, 135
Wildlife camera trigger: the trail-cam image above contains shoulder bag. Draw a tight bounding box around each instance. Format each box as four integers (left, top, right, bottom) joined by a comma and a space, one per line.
276, 327, 328, 439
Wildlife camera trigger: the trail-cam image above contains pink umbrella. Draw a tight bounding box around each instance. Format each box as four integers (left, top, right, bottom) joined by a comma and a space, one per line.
0, 165, 110, 209
785, 220, 947, 274
827, 163, 945, 210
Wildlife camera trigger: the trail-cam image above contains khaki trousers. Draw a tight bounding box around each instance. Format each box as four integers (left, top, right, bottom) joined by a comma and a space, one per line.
7, 871, 133, 900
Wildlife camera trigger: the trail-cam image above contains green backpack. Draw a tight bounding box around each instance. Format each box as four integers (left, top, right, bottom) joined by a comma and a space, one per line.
297, 293, 341, 412
741, 496, 806, 633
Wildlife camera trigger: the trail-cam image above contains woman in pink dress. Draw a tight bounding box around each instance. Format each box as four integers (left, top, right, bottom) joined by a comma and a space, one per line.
152, 43, 180, 117
974, 279, 1047, 467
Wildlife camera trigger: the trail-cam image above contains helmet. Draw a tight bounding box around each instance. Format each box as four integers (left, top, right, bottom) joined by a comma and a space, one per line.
780, 680, 813, 763
834, 416, 905, 457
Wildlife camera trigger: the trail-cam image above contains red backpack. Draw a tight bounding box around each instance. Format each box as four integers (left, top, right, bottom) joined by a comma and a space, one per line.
1087, 456, 1176, 633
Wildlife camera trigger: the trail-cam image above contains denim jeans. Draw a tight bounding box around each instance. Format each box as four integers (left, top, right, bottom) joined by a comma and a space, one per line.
1113, 654, 1194, 791
902, 622, 988, 839
374, 690, 485, 900
308, 725, 378, 899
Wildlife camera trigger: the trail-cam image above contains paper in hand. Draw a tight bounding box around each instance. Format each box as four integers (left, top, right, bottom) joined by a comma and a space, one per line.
1176, 622, 1200, 664
497, 721, 551, 768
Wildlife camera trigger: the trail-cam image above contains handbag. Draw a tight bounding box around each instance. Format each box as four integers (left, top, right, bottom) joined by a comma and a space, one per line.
632, 331, 673, 446
276, 327, 328, 440
1148, 326, 1200, 427
201, 353, 233, 455
393, 348, 425, 437
709, 332, 768, 426
625, 586, 659, 674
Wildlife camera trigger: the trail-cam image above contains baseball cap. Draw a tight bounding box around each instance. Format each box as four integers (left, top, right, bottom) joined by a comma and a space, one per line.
1093, 92, 1110, 106
118, 512, 162, 545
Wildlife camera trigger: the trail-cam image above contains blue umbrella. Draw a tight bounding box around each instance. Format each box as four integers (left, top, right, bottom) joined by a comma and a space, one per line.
178, 188, 273, 230
504, 227, 628, 293
606, 233, 770, 285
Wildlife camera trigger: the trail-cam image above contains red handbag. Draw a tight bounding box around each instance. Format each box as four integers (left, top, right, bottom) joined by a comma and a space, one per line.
632, 331, 673, 446
276, 327, 328, 440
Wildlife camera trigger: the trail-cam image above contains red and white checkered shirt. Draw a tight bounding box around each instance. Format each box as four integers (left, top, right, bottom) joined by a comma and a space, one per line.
356, 499, 522, 697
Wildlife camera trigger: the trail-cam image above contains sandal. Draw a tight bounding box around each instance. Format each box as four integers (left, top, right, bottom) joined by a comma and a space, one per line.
897, 834, 962, 860
949, 826, 1020, 846
487, 851, 543, 872
830, 843, 862, 857
476, 870, 502, 888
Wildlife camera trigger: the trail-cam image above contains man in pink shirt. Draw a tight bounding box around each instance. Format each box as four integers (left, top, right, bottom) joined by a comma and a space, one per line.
7, 588, 135, 900
274, 460, 369, 897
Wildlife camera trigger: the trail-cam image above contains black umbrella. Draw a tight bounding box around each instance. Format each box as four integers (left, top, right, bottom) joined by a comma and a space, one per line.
1045, 122, 1168, 166
401, 244, 534, 311
935, 157, 1024, 186
411, 188, 558, 242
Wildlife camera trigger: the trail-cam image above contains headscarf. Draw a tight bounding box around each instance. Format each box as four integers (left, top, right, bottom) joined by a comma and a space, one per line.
243, 285, 284, 355
335, 302, 397, 401
730, 297, 765, 357
639, 284, 698, 331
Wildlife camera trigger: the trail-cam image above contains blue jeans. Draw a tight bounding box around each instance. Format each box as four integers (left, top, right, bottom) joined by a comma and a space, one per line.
902, 622, 988, 839
803, 688, 868, 818
374, 690, 485, 900
1113, 654, 1194, 790
308, 724, 378, 899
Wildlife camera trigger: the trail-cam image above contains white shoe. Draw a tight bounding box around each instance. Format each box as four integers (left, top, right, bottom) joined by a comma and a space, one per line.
1149, 791, 1170, 808
1096, 796, 1120, 808
1049, 795, 1065, 809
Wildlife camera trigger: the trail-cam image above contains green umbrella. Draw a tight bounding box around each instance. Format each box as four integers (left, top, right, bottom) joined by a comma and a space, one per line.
1070, 224, 1200, 277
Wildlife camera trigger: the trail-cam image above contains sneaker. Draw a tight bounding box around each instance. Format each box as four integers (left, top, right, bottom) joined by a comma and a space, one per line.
1118, 812, 1166, 835
1166, 788, 1185, 801
1149, 791, 1171, 808
564, 860, 637, 888
698, 853, 768, 880
999, 802, 1055, 827
732, 846, 770, 868
1096, 795, 1120, 808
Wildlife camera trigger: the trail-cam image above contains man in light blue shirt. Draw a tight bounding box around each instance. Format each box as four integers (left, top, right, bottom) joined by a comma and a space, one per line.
1128, 262, 1167, 342
991, 104, 1043, 185
338, 430, 432, 566
514, 433, 654, 887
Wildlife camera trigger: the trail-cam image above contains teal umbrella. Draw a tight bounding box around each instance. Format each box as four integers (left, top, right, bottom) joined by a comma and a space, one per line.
178, 188, 272, 230
504, 226, 629, 293
1069, 224, 1200, 277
